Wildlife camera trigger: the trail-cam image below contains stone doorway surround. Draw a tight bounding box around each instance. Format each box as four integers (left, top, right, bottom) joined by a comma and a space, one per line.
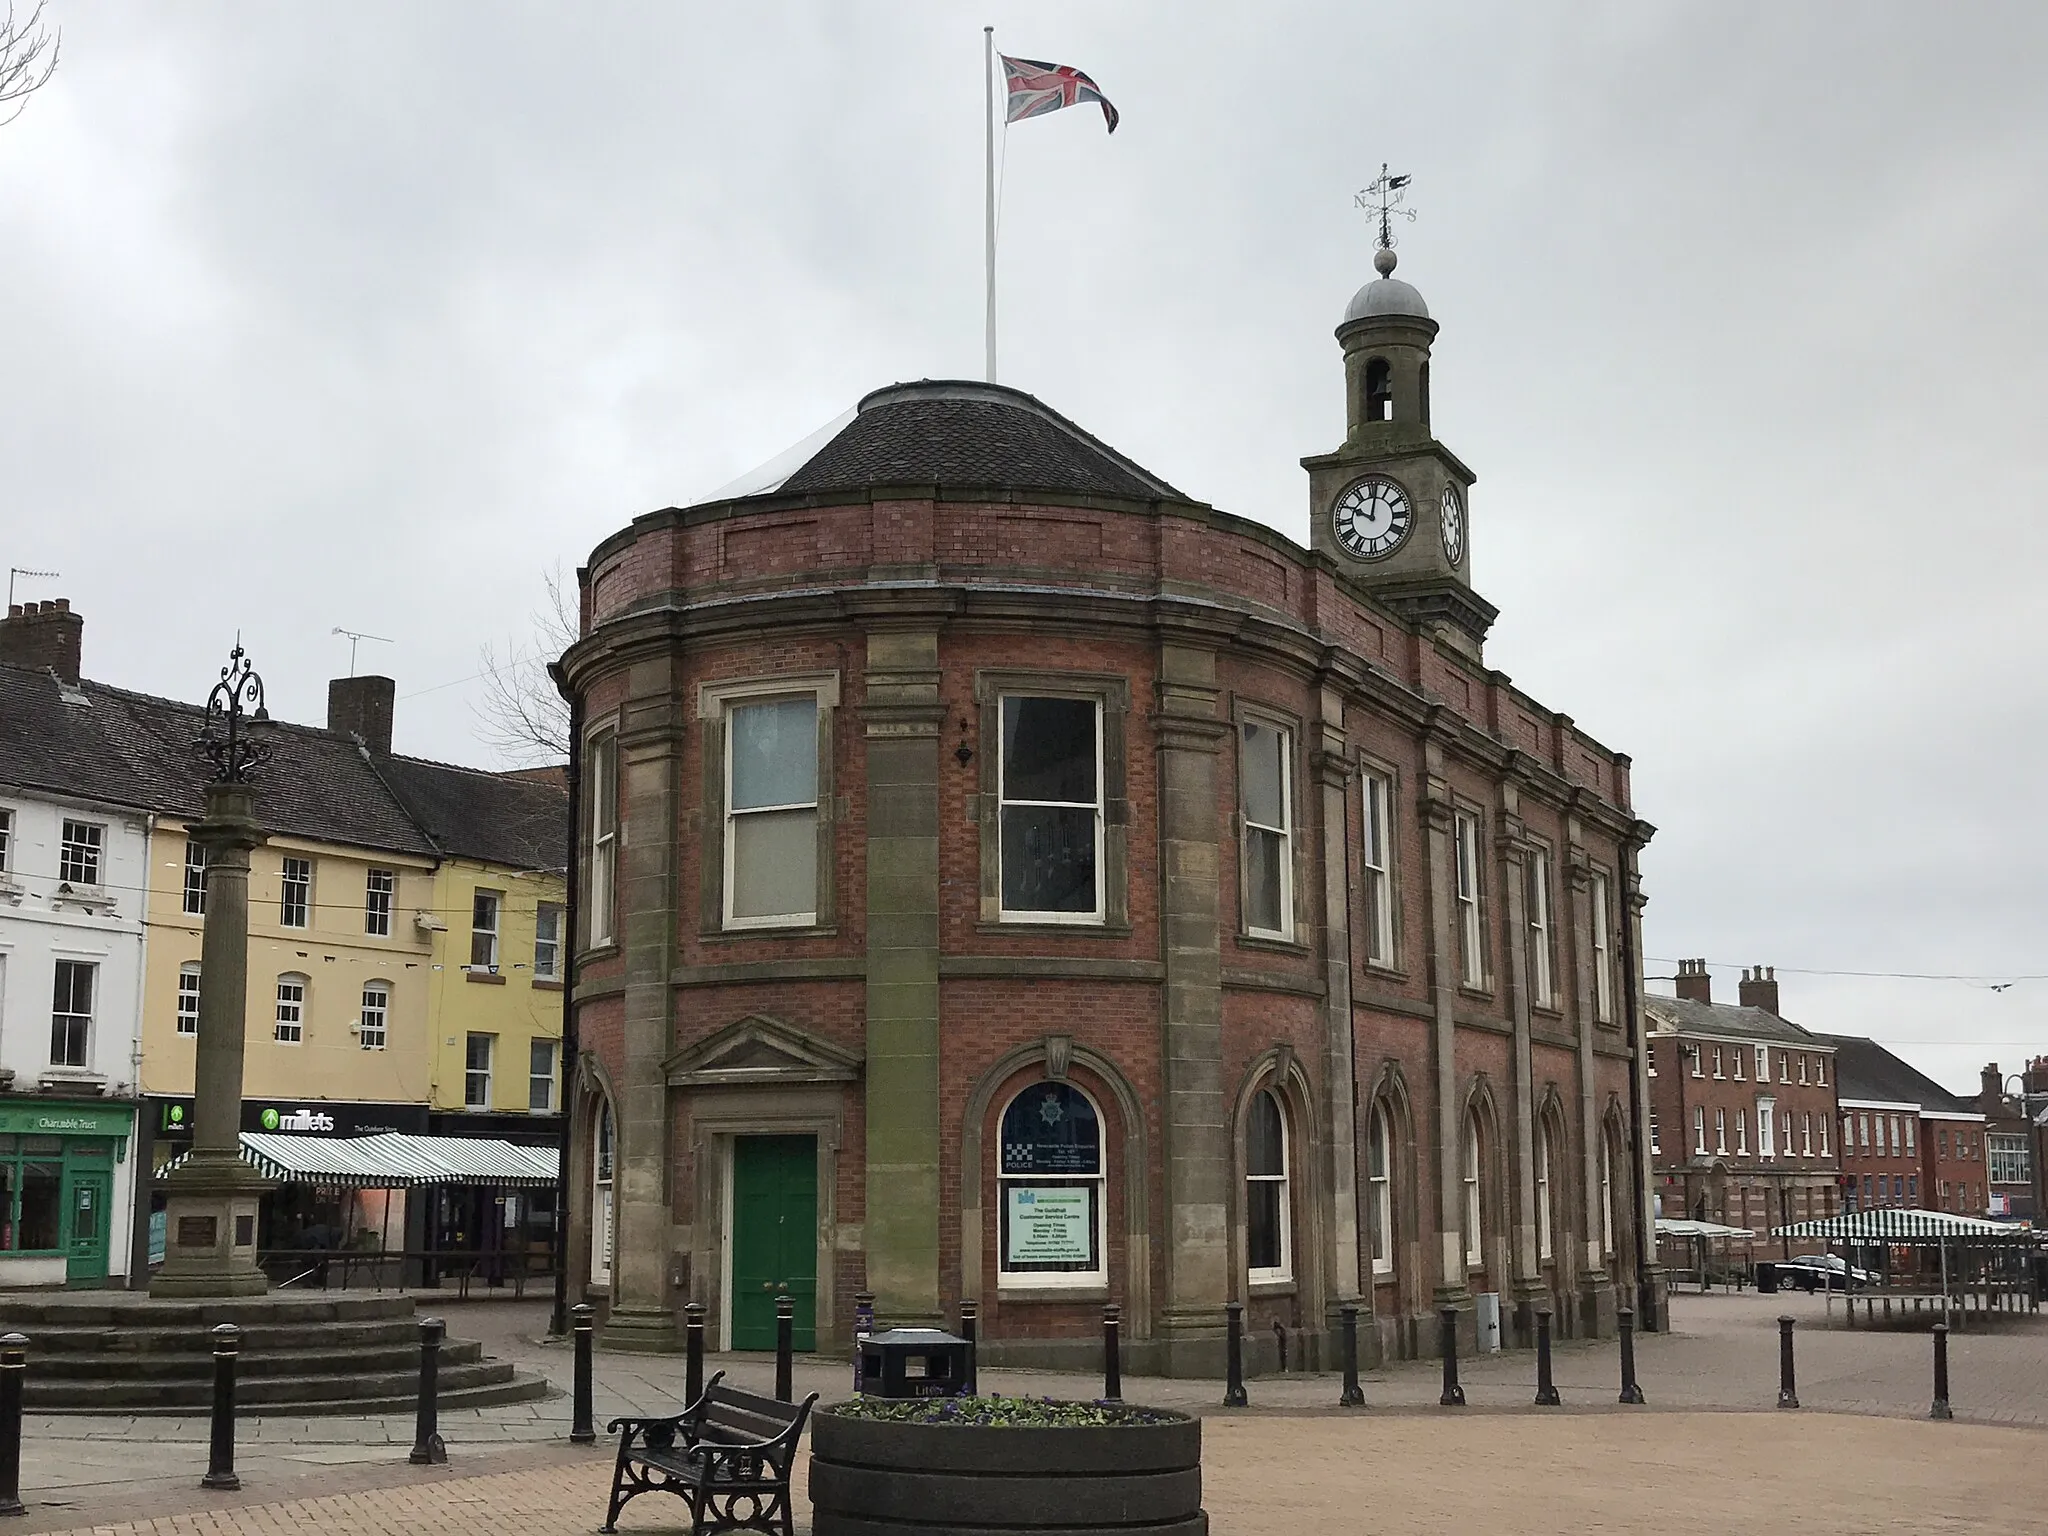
665, 1014, 857, 1351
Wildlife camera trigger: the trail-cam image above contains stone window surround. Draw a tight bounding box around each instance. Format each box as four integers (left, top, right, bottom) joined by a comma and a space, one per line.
1450, 800, 1492, 995
580, 720, 621, 955
696, 670, 841, 938
972, 670, 1132, 935
1230, 1047, 1322, 1303
1521, 835, 1562, 1017
1356, 754, 1404, 976
1230, 697, 1307, 950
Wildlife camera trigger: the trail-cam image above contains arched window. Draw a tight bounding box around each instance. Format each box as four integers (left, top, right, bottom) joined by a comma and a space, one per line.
998, 1082, 1104, 1286
1364, 357, 1392, 422
1600, 1128, 1615, 1257
1537, 1121, 1555, 1263
1366, 1103, 1393, 1277
1463, 1116, 1484, 1269
1246, 1088, 1291, 1282
591, 1098, 616, 1288
175, 962, 201, 1037
274, 974, 308, 1045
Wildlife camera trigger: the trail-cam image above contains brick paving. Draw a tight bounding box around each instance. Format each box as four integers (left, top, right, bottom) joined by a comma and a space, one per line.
10, 1289, 2048, 1532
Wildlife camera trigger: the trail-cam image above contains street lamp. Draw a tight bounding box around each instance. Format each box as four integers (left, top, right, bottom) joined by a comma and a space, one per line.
152, 641, 276, 1298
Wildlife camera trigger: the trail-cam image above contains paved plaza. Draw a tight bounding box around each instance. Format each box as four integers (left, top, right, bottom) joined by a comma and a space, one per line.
9, 1289, 2048, 1533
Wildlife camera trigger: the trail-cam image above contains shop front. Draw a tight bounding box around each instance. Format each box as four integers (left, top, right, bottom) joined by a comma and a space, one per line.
420, 1112, 564, 1286
0, 1098, 137, 1289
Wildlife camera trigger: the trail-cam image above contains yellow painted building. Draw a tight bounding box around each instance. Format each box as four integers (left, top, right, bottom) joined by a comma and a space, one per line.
421, 858, 567, 1120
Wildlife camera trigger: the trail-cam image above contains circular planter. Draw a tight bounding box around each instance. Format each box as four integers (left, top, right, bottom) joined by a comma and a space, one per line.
809, 1401, 1206, 1536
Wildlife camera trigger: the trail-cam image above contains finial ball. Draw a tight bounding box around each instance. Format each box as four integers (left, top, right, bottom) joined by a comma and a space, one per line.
1373, 247, 1398, 277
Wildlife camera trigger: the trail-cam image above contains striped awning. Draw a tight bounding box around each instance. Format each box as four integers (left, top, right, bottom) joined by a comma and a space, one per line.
160, 1131, 558, 1190
1772, 1208, 2024, 1242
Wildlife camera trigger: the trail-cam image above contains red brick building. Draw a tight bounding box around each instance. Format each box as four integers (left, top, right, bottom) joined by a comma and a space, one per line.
1819, 1034, 1987, 1216
558, 249, 1658, 1373
1972, 1062, 2037, 1220
1644, 965, 1840, 1249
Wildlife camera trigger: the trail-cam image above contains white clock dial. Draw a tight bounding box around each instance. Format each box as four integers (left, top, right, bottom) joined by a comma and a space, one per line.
1330, 475, 1412, 560
1440, 485, 1466, 565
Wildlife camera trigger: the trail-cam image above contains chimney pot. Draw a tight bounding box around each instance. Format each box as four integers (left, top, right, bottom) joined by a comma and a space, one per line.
1738, 964, 1781, 1016
1674, 957, 1713, 1005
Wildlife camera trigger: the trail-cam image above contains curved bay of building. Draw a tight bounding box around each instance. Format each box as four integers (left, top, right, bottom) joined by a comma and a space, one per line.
562, 308, 1660, 1374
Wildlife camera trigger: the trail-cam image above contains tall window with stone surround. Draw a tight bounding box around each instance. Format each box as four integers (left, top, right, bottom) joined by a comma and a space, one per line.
1367, 1104, 1394, 1276
1462, 1117, 1485, 1269
1590, 870, 1615, 1022
1240, 721, 1294, 940
585, 729, 618, 947
1453, 811, 1485, 987
1361, 770, 1395, 965
998, 697, 1102, 922
726, 694, 821, 927
1525, 848, 1556, 1007
1246, 1088, 1292, 1282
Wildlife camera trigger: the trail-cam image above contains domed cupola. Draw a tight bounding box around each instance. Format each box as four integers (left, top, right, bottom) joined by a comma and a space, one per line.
1303, 205, 1495, 660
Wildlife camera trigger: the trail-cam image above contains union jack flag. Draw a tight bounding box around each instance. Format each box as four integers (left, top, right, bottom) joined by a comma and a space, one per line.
1000, 54, 1119, 135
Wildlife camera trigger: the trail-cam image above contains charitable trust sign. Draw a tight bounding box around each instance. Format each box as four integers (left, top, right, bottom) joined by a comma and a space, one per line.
1005, 1185, 1094, 1264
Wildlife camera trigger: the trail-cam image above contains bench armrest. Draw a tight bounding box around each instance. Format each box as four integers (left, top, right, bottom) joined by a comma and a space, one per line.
606, 1371, 728, 1442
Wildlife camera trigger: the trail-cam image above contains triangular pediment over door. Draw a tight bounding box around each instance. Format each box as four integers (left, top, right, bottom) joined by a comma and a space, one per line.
663, 1014, 864, 1088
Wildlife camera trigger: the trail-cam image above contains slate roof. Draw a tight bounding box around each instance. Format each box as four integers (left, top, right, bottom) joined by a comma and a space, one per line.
1643, 993, 1825, 1047
1812, 1033, 1978, 1115
771, 381, 1187, 502
0, 662, 564, 871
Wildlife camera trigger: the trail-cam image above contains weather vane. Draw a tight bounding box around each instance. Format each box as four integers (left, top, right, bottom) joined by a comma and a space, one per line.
1355, 164, 1416, 252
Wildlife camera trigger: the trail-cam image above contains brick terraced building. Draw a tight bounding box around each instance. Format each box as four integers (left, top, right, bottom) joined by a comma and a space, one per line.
559, 249, 1660, 1373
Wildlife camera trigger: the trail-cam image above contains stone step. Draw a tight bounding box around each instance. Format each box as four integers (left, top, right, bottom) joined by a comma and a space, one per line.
0, 1293, 417, 1329
19, 1317, 434, 1356
24, 1357, 552, 1413
25, 1338, 485, 1381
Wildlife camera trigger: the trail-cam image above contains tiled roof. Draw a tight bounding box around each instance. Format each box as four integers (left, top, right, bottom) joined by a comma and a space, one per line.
1812, 1034, 1977, 1115
774, 381, 1186, 502
1643, 993, 1825, 1047
0, 662, 564, 871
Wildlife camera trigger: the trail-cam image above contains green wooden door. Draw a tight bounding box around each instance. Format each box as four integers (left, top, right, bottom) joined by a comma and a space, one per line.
65, 1170, 111, 1286
730, 1135, 817, 1351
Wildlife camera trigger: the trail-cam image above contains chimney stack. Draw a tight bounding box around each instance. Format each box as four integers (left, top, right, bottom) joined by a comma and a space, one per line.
0, 598, 83, 685
1982, 1063, 2004, 1107
2025, 1058, 2048, 1097
327, 675, 395, 756
1674, 957, 1712, 1005
1738, 964, 1780, 1016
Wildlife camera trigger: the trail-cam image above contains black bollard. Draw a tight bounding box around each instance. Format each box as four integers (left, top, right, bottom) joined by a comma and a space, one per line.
1776, 1314, 1799, 1410
1534, 1307, 1561, 1406
852, 1292, 875, 1395
1438, 1306, 1465, 1407
1338, 1304, 1365, 1408
409, 1316, 447, 1465
1223, 1301, 1249, 1407
1102, 1304, 1123, 1403
1931, 1322, 1953, 1421
0, 1333, 26, 1516
203, 1322, 242, 1490
684, 1301, 706, 1405
958, 1298, 978, 1396
1617, 1306, 1646, 1404
774, 1294, 794, 1403
570, 1303, 596, 1444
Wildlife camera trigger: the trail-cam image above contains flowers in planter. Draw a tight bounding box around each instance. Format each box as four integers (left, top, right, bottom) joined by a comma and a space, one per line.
825, 1394, 1179, 1427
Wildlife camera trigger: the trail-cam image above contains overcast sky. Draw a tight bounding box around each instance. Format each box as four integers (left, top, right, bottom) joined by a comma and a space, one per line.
6, 3, 2045, 1093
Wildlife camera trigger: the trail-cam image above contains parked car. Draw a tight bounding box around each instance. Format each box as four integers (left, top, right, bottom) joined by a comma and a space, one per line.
1777, 1254, 1873, 1292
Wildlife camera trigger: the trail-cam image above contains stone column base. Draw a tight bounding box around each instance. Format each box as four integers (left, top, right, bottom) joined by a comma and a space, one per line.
150, 1152, 271, 1298
599, 1305, 680, 1354
1577, 1272, 1617, 1339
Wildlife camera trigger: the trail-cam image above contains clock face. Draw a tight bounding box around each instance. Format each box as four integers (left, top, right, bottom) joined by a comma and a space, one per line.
1440, 485, 1466, 565
1331, 476, 1412, 560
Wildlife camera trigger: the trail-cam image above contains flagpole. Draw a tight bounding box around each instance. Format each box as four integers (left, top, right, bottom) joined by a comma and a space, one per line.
984, 24, 997, 383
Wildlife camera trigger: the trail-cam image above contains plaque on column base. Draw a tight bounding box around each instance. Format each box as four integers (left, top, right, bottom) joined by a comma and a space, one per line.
149, 1152, 272, 1298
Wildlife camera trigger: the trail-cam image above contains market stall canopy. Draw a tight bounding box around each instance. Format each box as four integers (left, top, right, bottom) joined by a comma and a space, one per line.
1654, 1219, 1756, 1239
159, 1131, 558, 1190
1771, 1208, 2021, 1242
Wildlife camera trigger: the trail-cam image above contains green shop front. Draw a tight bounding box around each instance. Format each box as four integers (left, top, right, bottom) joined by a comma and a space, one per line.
0, 1099, 136, 1289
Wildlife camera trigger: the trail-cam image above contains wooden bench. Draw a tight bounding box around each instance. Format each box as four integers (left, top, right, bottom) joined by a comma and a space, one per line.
601, 1373, 818, 1536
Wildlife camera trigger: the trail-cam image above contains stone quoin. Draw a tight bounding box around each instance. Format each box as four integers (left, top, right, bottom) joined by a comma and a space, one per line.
558, 247, 1662, 1373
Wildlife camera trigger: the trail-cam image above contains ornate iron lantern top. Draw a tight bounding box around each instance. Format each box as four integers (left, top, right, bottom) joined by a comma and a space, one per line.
196, 640, 273, 784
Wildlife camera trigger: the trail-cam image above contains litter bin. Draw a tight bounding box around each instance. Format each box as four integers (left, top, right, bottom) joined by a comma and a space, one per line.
1755, 1261, 1778, 1294
856, 1328, 972, 1399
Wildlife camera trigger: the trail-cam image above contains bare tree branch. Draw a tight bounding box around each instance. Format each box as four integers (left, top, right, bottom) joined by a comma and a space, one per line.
475, 563, 577, 765
0, 1, 59, 129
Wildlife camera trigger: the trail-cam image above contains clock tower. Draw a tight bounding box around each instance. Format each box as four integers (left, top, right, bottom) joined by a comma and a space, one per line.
1304, 244, 1496, 659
